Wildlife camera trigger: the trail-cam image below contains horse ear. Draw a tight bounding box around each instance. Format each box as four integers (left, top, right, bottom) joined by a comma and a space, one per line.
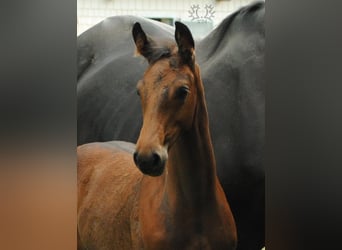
175, 22, 195, 66
132, 22, 154, 62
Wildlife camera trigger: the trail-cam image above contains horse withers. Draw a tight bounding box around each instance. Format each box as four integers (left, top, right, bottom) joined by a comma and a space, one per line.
77, 22, 237, 249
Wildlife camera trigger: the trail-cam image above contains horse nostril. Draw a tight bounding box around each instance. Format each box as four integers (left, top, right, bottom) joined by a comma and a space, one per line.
133, 152, 139, 165
152, 152, 161, 166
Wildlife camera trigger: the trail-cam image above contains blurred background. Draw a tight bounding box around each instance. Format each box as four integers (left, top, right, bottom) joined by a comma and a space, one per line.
77, 0, 257, 38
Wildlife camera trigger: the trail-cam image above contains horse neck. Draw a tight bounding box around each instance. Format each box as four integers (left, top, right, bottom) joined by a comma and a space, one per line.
165, 66, 218, 209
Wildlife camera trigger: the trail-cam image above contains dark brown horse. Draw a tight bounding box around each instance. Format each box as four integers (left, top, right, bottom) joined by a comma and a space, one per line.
77, 22, 237, 249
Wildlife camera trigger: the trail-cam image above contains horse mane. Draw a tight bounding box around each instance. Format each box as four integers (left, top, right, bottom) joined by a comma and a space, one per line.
199, 1, 264, 59
238, 0, 265, 16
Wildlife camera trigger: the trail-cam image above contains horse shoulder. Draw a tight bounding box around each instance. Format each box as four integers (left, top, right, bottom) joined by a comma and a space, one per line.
77, 142, 143, 249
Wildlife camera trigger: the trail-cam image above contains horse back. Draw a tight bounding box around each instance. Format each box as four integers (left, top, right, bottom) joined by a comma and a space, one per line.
77, 141, 143, 250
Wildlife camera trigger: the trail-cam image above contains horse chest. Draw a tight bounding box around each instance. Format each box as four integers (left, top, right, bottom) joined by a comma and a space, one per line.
142, 230, 224, 250
139, 212, 233, 250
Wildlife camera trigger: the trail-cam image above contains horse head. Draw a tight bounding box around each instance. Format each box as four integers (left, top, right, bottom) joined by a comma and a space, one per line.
132, 22, 201, 176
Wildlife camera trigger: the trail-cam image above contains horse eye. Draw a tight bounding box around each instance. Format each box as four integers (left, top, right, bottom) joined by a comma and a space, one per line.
175, 86, 189, 100
136, 89, 140, 96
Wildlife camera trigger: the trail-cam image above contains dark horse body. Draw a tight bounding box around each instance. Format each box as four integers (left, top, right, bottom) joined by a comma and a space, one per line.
77, 2, 264, 249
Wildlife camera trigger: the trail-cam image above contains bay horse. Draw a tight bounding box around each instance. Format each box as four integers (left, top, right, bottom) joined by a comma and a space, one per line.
77, 22, 237, 249
77, 3, 265, 249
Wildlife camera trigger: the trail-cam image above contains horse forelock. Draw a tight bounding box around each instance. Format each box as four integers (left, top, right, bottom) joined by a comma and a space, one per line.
145, 41, 197, 82
148, 41, 196, 70
143, 42, 176, 65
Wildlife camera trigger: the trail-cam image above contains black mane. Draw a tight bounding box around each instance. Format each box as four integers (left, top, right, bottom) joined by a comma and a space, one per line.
198, 1, 264, 60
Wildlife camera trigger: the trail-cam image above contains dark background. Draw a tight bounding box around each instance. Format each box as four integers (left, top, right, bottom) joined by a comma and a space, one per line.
1, 0, 341, 249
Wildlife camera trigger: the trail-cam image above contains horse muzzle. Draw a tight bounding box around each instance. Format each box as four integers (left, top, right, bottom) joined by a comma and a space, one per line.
133, 149, 167, 176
